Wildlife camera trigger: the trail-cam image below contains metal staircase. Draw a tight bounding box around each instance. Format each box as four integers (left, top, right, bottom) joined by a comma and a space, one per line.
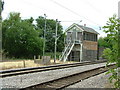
59, 41, 75, 62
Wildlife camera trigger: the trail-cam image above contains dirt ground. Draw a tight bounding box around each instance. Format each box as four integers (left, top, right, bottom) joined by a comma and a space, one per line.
0, 59, 76, 70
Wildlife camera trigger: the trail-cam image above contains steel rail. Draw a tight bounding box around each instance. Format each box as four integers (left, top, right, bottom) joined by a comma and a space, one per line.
20, 64, 115, 90
1, 60, 106, 78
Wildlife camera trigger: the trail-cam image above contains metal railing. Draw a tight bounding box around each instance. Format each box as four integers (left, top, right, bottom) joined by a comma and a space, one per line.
59, 40, 75, 61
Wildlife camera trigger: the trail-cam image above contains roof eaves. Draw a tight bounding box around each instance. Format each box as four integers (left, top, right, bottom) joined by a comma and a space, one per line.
65, 23, 76, 32
77, 24, 99, 34
65, 23, 84, 32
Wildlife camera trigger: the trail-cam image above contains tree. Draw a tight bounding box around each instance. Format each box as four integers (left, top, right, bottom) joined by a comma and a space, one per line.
36, 16, 65, 52
2, 12, 43, 58
102, 14, 120, 88
98, 37, 112, 48
0, 0, 4, 51
0, 0, 4, 16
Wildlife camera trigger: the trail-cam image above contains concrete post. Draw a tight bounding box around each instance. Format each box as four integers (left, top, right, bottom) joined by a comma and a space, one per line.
34, 55, 36, 60
23, 60, 25, 68
43, 14, 47, 61
38, 55, 40, 60
54, 19, 59, 63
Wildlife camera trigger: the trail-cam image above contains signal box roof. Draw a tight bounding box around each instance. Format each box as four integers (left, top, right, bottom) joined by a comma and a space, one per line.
65, 23, 99, 34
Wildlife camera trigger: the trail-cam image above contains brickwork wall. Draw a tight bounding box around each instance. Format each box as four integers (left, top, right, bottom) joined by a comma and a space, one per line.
82, 49, 97, 61
83, 40, 98, 50
82, 40, 98, 61
67, 40, 98, 62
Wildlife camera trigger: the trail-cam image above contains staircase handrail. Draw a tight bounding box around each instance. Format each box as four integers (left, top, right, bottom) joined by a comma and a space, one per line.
64, 42, 75, 62
59, 40, 73, 61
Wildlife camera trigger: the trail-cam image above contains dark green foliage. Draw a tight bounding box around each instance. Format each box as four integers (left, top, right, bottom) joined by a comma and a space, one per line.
103, 14, 120, 88
98, 37, 112, 49
45, 52, 61, 59
2, 12, 43, 58
2, 12, 65, 59
103, 15, 119, 64
36, 16, 65, 52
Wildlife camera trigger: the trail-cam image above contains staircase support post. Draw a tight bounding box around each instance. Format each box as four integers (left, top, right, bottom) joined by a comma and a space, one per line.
80, 43, 83, 62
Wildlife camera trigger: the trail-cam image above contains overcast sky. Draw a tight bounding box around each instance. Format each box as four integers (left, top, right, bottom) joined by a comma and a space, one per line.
2, 0, 120, 37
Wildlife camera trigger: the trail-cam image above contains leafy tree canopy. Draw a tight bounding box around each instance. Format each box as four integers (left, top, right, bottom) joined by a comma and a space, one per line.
2, 12, 43, 58
102, 14, 120, 88
36, 16, 65, 52
98, 37, 112, 49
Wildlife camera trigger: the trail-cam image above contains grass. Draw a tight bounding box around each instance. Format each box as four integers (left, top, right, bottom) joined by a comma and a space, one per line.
0, 59, 77, 70
0, 52, 78, 70
0, 60, 44, 70
45, 52, 61, 59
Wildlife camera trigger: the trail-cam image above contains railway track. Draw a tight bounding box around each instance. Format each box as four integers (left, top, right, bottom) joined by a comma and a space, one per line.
1, 60, 106, 78
20, 64, 115, 90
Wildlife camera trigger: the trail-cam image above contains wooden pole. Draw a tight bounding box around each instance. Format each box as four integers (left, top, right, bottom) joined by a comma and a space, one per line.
43, 14, 47, 61
23, 60, 25, 68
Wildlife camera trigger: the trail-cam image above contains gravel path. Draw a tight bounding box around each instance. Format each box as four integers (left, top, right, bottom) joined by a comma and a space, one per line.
1, 63, 107, 89
66, 72, 114, 88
